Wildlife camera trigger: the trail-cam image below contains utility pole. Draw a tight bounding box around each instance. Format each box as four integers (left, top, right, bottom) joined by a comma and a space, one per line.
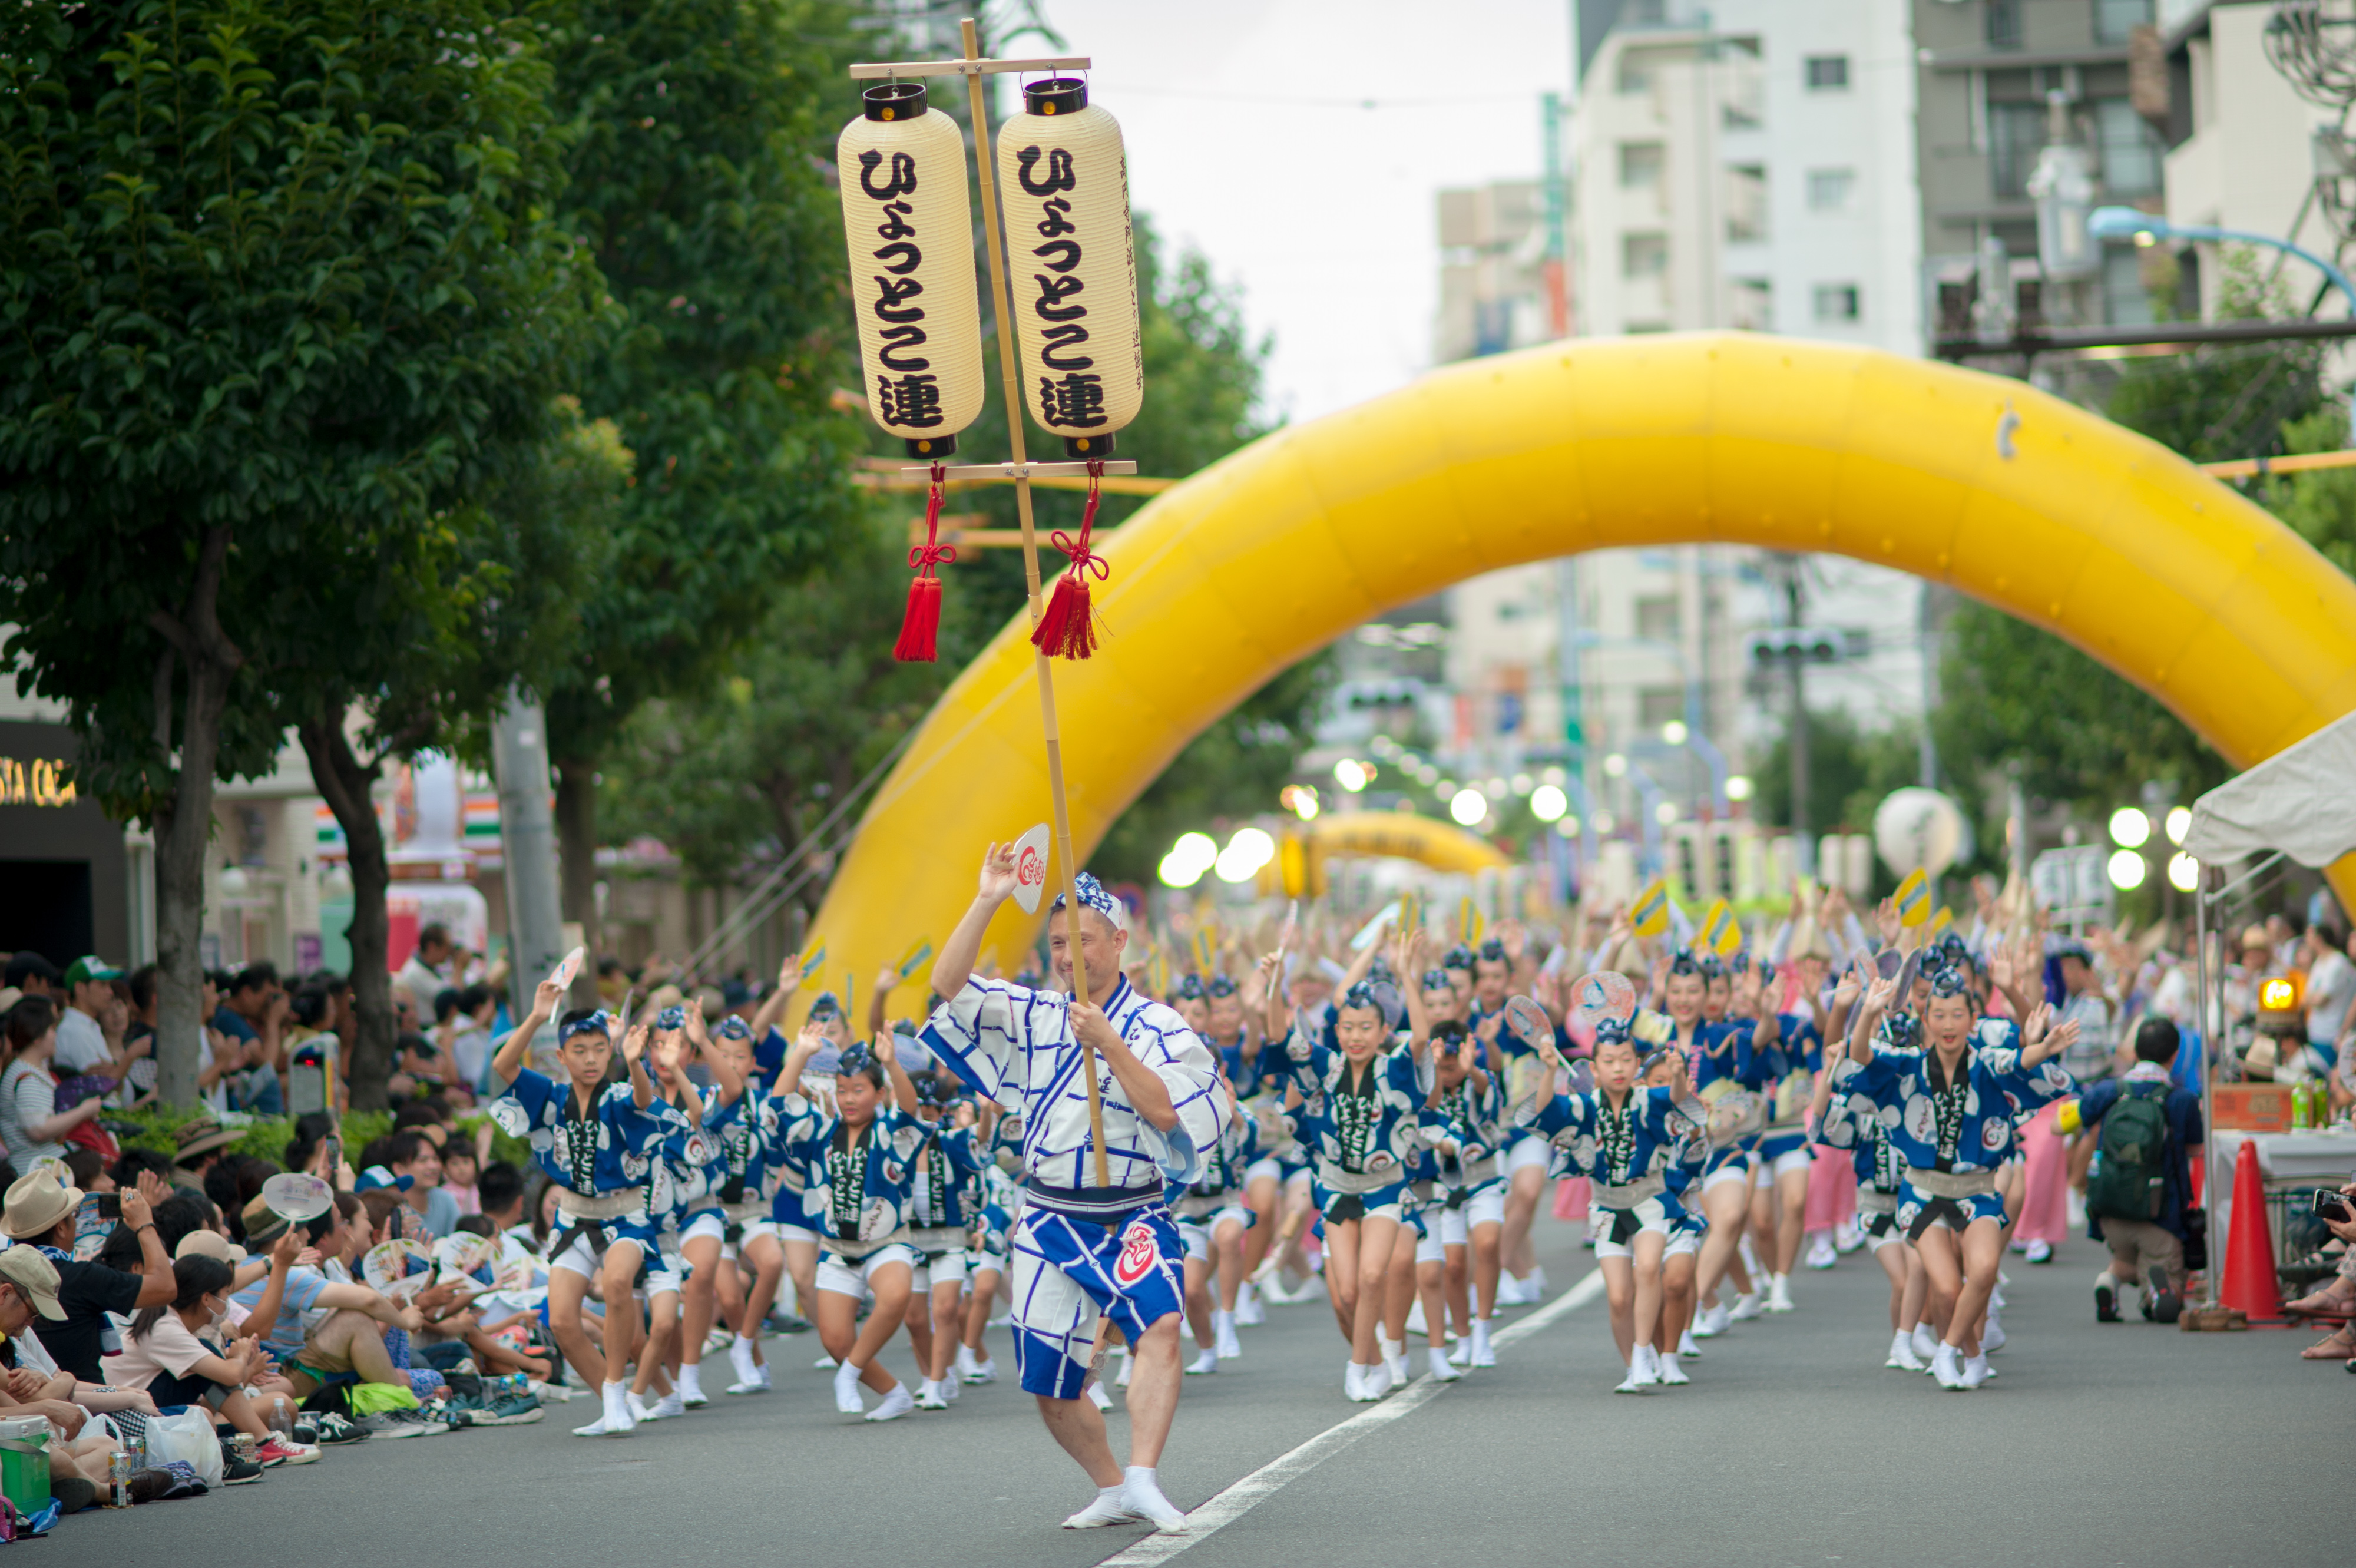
1541, 91, 1570, 337
491, 689, 572, 1014
1783, 555, 1814, 879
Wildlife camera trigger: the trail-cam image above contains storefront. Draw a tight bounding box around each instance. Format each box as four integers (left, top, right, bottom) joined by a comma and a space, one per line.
0, 719, 137, 965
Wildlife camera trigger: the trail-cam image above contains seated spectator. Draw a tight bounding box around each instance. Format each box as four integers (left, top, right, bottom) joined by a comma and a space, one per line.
61, 1147, 112, 1258
231, 1192, 425, 1408
2069, 1017, 2203, 1326
441, 1135, 485, 1217
362, 1129, 459, 1238
4, 1167, 173, 1382
168, 1114, 241, 1191
0, 997, 103, 1163
0, 1248, 131, 1511
104, 1252, 314, 1466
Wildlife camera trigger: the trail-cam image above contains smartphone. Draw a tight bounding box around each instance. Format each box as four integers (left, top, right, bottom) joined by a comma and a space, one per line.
94, 1193, 121, 1219
2312, 1189, 2353, 1223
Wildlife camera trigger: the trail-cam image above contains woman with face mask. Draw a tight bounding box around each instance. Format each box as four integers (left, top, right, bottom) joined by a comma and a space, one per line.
105, 1253, 316, 1470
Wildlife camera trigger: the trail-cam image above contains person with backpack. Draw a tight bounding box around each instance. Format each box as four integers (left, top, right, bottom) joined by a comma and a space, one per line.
2063, 1017, 2203, 1325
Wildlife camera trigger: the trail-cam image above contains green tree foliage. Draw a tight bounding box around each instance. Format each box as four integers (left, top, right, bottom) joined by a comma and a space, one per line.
0, 0, 597, 1104
532, 0, 865, 968
2258, 402, 2356, 578
2103, 249, 2327, 463
1752, 709, 1926, 841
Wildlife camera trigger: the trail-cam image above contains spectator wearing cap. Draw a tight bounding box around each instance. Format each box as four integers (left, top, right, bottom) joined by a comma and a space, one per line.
0, 997, 102, 1165
4, 1166, 173, 1382
52, 955, 135, 1082
169, 1114, 243, 1189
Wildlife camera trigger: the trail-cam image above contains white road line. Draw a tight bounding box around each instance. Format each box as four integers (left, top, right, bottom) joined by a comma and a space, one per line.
1096, 1269, 1606, 1567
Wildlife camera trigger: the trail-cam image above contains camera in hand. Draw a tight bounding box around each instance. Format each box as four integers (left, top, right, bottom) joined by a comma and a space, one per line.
2309, 1188, 2353, 1224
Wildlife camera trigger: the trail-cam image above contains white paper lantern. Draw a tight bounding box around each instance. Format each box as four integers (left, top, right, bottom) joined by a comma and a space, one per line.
838, 81, 985, 458
995, 78, 1144, 458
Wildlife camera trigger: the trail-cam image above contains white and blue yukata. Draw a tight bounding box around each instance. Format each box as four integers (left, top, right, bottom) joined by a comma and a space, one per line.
922, 972, 1230, 1399
1421, 1069, 1507, 1251
772, 1096, 929, 1298
1735, 1020, 1824, 1182
1829, 1037, 2074, 1239
1263, 1027, 1435, 1225
1678, 1018, 1757, 1193
490, 1067, 690, 1279
906, 1120, 988, 1288
1170, 1114, 1259, 1262
1816, 1074, 1905, 1247
1517, 1080, 1709, 1259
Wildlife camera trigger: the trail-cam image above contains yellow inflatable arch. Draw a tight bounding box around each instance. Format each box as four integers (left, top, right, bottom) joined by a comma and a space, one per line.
808, 332, 2356, 993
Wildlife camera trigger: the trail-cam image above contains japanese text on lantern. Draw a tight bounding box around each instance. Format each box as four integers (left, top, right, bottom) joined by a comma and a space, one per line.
861, 150, 943, 429
1016, 144, 1106, 431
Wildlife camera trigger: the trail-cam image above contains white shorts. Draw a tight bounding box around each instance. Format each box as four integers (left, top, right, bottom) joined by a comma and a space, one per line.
677, 1209, 727, 1246
815, 1243, 921, 1301
548, 1229, 652, 1281
1285, 1168, 1312, 1199
1665, 1227, 1700, 1259
1505, 1135, 1553, 1176
1591, 1200, 1676, 1261
1175, 1206, 1250, 1261
1415, 1228, 1445, 1265
643, 1256, 684, 1297
912, 1250, 969, 1291
1703, 1161, 1753, 1196
1755, 1147, 1812, 1185
736, 1219, 796, 1252
1243, 1157, 1284, 1188
772, 1221, 820, 1247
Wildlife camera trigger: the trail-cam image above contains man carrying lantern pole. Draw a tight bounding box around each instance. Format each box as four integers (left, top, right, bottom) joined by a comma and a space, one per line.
841, 19, 1221, 1535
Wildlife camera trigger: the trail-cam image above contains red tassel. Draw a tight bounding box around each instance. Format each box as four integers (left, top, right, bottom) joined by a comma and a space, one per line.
895, 465, 954, 664
1030, 461, 1108, 660
894, 574, 941, 661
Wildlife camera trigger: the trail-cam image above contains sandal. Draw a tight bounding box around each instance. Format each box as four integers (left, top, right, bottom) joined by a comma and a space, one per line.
2284, 1281, 2356, 1318
2299, 1325, 2355, 1359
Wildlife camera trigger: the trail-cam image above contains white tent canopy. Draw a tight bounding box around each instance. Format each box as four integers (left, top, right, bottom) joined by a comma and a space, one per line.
2183, 707, 2356, 868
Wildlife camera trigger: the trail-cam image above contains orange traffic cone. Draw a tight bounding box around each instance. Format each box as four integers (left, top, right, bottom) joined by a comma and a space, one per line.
2218, 1139, 2282, 1321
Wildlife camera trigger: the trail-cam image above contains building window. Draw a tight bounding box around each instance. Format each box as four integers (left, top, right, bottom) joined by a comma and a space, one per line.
1619, 48, 1672, 95
1728, 277, 1772, 331
2102, 246, 2155, 327
1624, 322, 1673, 334
1812, 283, 1861, 322
2094, 0, 2154, 45
1635, 596, 1681, 643
1986, 0, 2022, 50
1619, 142, 1664, 189
1639, 687, 1687, 727
2093, 98, 2163, 196
1804, 55, 1849, 91
1623, 232, 1669, 278
1987, 100, 2047, 199
1725, 163, 1768, 242
1806, 167, 1855, 211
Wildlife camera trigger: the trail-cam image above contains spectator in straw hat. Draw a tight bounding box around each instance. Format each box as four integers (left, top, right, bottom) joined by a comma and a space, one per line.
168, 1114, 241, 1186
5, 1166, 173, 1382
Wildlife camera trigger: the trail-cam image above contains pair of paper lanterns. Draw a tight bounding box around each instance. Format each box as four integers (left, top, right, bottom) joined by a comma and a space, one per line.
840, 76, 1139, 665
836, 77, 1142, 462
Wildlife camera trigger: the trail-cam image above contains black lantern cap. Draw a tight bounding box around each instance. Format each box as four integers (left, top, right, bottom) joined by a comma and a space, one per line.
904, 433, 957, 459
1062, 432, 1116, 459
1024, 77, 1087, 115
864, 81, 926, 121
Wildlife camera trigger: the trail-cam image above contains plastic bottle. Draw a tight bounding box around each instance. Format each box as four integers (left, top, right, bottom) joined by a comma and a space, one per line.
2292, 1080, 2311, 1131
267, 1395, 293, 1436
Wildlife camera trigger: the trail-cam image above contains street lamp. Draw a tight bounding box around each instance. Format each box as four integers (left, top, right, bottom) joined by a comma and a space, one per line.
2086, 206, 2356, 315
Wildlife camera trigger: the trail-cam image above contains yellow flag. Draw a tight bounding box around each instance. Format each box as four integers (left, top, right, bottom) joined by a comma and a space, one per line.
1460, 897, 1484, 945
1699, 899, 1742, 955
1895, 869, 1931, 927
895, 940, 933, 978
1631, 878, 1671, 937
1193, 928, 1216, 978
1926, 906, 1953, 942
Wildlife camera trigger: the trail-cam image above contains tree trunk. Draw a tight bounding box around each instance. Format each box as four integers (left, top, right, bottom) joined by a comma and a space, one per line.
554, 755, 603, 1008
299, 717, 396, 1110
150, 527, 244, 1110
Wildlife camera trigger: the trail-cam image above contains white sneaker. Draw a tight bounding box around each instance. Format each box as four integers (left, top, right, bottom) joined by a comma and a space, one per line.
1910, 1324, 1939, 1365
650, 1391, 685, 1421
1960, 1353, 1991, 1389
1729, 1292, 1764, 1322
1765, 1273, 1796, 1312
1886, 1330, 1925, 1371
963, 1355, 998, 1385
1063, 1488, 1144, 1529
1694, 1302, 1732, 1338
1428, 1346, 1463, 1381
1805, 1234, 1838, 1270
729, 1334, 761, 1392
1085, 1381, 1114, 1411
1235, 1282, 1266, 1326
1213, 1309, 1243, 1359
1930, 1344, 1966, 1390
914, 1378, 949, 1410
864, 1384, 915, 1422
833, 1361, 865, 1415
1656, 1350, 1690, 1386
2024, 1238, 2053, 1265
1120, 1468, 1189, 1533
1678, 1329, 1702, 1358
1469, 1317, 1497, 1367
1185, 1347, 1219, 1375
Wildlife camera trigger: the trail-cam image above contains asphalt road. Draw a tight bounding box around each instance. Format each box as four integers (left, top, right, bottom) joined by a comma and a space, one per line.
61, 1218, 2349, 1567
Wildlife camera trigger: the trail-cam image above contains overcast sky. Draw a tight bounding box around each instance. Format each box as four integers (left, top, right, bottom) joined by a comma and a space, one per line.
1033, 0, 1575, 425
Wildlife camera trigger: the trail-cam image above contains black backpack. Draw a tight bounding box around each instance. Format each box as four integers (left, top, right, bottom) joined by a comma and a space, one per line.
2088, 1081, 2170, 1222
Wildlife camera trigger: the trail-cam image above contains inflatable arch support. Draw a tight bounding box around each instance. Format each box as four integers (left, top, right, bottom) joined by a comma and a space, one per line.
808, 333, 2356, 994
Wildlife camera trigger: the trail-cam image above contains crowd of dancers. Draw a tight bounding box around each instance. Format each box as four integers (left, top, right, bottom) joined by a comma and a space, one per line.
485, 850, 2107, 1528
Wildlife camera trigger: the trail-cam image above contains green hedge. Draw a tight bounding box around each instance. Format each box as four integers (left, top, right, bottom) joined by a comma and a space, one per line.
104, 1104, 532, 1175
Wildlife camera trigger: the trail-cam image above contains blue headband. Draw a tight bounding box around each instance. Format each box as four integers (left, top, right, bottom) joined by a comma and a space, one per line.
1175, 974, 1206, 1001
557, 1011, 611, 1044
807, 992, 842, 1021
1206, 974, 1239, 998
1048, 871, 1124, 928
715, 1016, 752, 1041
654, 1005, 687, 1031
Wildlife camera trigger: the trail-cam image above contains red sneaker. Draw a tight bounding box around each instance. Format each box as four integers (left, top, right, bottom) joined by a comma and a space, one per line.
255, 1438, 320, 1467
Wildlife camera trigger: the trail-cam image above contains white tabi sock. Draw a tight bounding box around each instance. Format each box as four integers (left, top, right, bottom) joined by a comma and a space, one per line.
677, 1363, 703, 1402
1121, 1466, 1189, 1531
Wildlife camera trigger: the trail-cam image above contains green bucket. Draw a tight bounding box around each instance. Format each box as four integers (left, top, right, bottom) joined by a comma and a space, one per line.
0, 1418, 49, 1517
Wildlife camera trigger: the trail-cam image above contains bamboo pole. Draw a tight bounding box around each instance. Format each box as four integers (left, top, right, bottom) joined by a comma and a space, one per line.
961, 15, 1110, 1190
